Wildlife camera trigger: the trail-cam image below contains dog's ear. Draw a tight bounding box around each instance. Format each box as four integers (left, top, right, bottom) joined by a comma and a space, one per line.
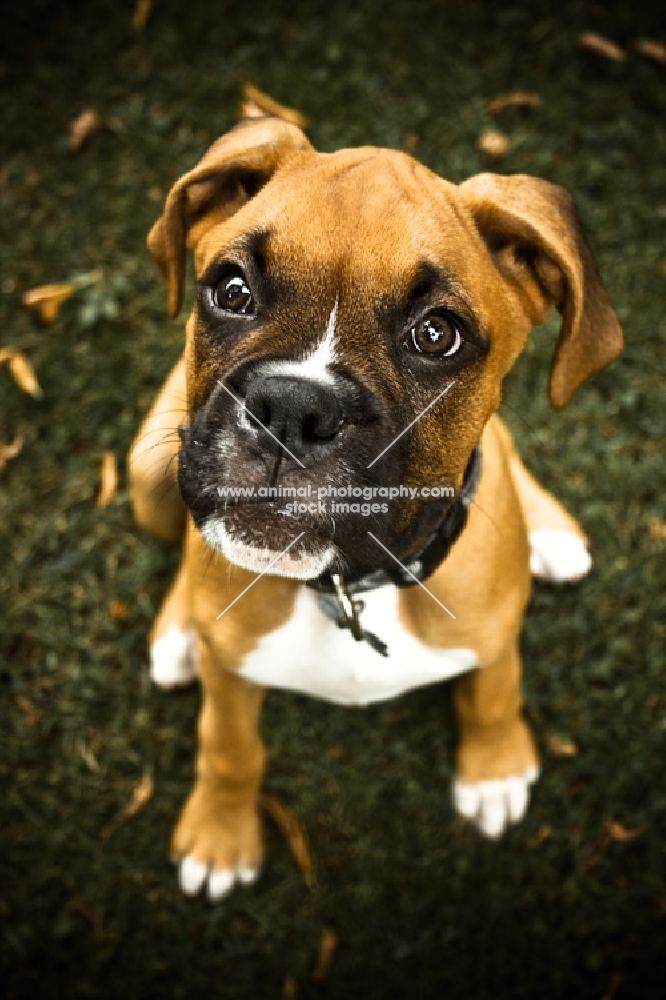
459, 173, 623, 408
148, 118, 313, 318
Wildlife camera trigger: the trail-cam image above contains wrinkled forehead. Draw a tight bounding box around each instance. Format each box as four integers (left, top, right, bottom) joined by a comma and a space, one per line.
195, 147, 484, 296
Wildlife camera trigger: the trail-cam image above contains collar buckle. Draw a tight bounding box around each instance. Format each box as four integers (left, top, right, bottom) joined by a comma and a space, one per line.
330, 573, 364, 641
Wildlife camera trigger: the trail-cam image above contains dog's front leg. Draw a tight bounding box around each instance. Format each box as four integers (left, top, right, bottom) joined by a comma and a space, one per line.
452, 641, 539, 838
172, 645, 266, 900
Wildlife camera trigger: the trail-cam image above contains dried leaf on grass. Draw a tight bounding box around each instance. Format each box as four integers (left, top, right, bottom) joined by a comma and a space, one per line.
23, 270, 104, 324
260, 791, 315, 887
69, 108, 103, 149
240, 83, 308, 129
97, 451, 118, 507
123, 772, 154, 819
22, 283, 77, 322
604, 818, 641, 842
282, 975, 298, 999
132, 0, 152, 31
0, 347, 42, 396
312, 927, 337, 981
601, 971, 623, 1000
478, 129, 510, 157
0, 432, 25, 471
635, 38, 666, 66
109, 600, 129, 622
649, 520, 666, 541
78, 739, 100, 772
578, 32, 626, 62
487, 91, 541, 113
545, 732, 578, 757
528, 825, 551, 848
16, 694, 42, 726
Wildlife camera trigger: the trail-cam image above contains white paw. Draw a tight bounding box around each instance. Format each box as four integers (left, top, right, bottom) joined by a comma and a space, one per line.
150, 626, 198, 689
453, 766, 539, 838
177, 855, 259, 901
529, 529, 592, 582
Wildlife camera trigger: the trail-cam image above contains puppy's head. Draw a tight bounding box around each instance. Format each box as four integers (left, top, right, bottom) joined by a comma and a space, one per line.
148, 118, 622, 581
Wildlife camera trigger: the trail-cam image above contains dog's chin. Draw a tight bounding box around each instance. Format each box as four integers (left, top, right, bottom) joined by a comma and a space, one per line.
200, 516, 337, 580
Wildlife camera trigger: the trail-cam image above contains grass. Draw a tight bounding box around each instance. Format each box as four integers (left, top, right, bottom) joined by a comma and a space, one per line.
1, 0, 665, 997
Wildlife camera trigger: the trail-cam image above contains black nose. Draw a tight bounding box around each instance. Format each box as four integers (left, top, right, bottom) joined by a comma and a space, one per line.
242, 376, 344, 464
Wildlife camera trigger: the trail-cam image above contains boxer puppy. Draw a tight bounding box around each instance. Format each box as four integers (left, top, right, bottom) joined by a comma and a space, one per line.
129, 117, 622, 900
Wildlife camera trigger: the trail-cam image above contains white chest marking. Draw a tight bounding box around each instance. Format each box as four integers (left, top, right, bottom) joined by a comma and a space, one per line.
239, 585, 478, 706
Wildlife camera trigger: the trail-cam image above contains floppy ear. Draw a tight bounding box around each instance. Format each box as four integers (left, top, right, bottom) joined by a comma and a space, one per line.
459, 173, 623, 408
147, 118, 313, 318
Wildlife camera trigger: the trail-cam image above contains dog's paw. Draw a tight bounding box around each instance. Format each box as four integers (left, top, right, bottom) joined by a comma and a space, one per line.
171, 788, 263, 901
529, 529, 592, 582
453, 766, 539, 838
150, 625, 198, 689
177, 855, 259, 901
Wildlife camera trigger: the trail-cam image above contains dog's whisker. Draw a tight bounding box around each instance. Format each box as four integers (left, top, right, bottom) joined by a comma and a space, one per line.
147, 478, 181, 509
200, 545, 217, 585
129, 432, 181, 466
468, 498, 501, 537
139, 455, 179, 488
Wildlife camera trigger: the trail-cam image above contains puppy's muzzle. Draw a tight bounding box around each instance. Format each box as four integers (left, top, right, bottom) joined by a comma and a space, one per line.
243, 375, 343, 467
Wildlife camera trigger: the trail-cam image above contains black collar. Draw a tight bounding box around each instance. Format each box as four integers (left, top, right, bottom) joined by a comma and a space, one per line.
305, 446, 482, 657
307, 445, 482, 596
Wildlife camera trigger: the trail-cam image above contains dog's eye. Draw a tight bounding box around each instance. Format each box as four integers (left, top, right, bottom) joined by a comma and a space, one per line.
212, 272, 254, 314
409, 314, 462, 356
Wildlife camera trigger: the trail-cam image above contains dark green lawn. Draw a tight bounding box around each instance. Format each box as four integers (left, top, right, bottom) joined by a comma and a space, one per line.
1, 1, 665, 997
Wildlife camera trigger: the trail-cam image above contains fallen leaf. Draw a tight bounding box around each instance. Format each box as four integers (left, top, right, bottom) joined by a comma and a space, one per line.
6, 354, 41, 396
240, 83, 308, 129
487, 91, 541, 113
0, 432, 24, 470
312, 927, 337, 981
123, 772, 154, 819
132, 0, 152, 31
109, 600, 129, 622
97, 451, 118, 507
605, 818, 641, 842
282, 975, 298, 999
635, 38, 666, 66
546, 732, 578, 757
22, 283, 76, 323
260, 791, 315, 887
69, 108, 103, 150
578, 32, 626, 62
478, 129, 510, 157
78, 739, 100, 772
601, 971, 623, 1000
528, 825, 551, 848
16, 694, 42, 725
0, 347, 42, 396
649, 520, 666, 540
